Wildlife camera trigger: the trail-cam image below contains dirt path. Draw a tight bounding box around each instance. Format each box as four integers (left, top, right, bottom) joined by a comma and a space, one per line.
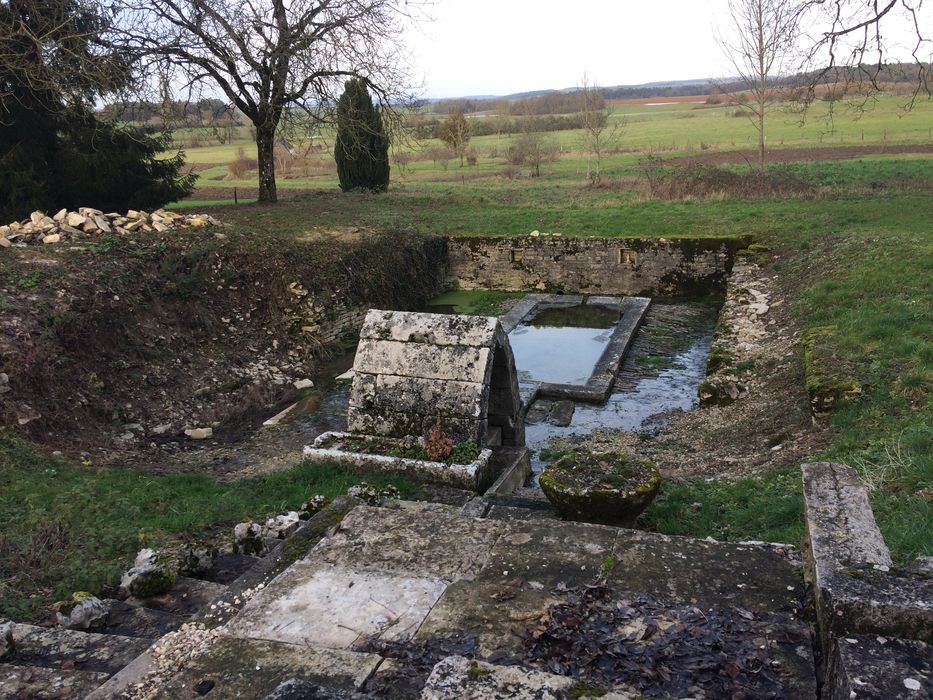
663, 144, 933, 167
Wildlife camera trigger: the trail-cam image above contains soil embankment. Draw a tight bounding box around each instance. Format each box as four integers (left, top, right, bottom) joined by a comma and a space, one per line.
0, 227, 447, 469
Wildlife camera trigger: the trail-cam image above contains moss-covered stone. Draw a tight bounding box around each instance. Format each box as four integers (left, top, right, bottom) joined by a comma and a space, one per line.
539, 451, 661, 526
803, 325, 862, 417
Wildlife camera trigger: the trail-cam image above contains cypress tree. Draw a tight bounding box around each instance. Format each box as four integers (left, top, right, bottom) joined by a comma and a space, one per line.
334, 78, 390, 192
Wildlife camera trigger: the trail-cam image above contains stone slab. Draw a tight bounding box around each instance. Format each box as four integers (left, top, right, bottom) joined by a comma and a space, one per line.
0, 662, 110, 699
610, 529, 804, 613
227, 564, 447, 649
477, 520, 618, 589
126, 575, 227, 616
421, 655, 632, 699
6, 622, 150, 674
152, 636, 382, 698
358, 309, 499, 348
345, 408, 488, 448
349, 373, 486, 419
825, 634, 931, 700
313, 505, 503, 581
802, 462, 892, 571
353, 339, 491, 384
415, 580, 562, 656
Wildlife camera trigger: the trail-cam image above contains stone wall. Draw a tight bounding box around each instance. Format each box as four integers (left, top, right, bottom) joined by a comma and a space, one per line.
447, 235, 749, 296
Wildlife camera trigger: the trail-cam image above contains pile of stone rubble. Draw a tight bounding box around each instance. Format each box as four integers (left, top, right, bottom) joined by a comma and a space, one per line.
0, 207, 221, 248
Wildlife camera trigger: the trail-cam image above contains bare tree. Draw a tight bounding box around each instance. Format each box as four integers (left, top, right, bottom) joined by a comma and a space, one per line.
578, 72, 621, 184
437, 108, 470, 166
795, 1, 932, 105
717, 0, 801, 168
508, 120, 558, 177
108, 0, 423, 203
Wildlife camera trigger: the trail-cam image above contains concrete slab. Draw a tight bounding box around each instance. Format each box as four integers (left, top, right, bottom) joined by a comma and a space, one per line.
610, 529, 804, 613
313, 505, 503, 581
477, 519, 618, 589
825, 634, 931, 700
152, 635, 382, 698
226, 564, 447, 649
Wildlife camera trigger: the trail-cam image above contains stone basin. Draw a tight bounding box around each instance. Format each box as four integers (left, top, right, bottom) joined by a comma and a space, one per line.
539, 451, 661, 526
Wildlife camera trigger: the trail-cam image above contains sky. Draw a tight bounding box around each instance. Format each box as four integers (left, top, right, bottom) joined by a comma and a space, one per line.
405, 0, 742, 98
404, 0, 932, 98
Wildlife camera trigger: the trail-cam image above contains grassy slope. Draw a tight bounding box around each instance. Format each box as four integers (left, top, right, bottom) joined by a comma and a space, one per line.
0, 431, 416, 621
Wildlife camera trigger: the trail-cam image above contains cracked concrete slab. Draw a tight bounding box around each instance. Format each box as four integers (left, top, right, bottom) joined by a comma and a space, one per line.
226, 564, 447, 650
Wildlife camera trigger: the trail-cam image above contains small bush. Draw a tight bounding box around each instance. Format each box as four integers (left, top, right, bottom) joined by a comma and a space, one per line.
227, 147, 257, 179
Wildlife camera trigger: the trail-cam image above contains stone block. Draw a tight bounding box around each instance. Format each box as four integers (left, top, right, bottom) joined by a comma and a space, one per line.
825, 635, 931, 699
151, 636, 381, 698
349, 374, 486, 420
353, 338, 491, 384
802, 462, 891, 570
359, 309, 499, 347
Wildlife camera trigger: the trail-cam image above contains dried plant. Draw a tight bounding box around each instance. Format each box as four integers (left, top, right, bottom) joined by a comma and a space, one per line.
424, 417, 453, 462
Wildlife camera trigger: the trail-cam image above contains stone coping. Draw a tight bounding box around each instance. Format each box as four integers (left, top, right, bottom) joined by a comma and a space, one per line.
802, 462, 933, 646
303, 431, 495, 492
502, 294, 651, 404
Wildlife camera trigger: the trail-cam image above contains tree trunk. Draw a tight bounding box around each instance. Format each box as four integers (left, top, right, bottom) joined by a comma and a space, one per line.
759, 108, 765, 169
256, 122, 278, 203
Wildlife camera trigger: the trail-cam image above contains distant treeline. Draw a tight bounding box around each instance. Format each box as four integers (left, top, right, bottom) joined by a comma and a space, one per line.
432, 90, 605, 117
408, 113, 595, 140
98, 98, 243, 124
431, 62, 929, 114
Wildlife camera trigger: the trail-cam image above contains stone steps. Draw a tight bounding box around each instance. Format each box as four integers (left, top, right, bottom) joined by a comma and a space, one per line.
117, 500, 817, 698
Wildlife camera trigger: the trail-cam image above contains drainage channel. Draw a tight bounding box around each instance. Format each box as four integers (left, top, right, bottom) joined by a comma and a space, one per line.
284, 295, 719, 488
522, 300, 718, 477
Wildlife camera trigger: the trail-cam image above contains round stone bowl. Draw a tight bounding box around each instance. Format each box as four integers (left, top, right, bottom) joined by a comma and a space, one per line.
539, 451, 661, 526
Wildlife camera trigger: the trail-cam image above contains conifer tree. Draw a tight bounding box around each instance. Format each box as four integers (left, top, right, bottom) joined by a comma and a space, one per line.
334, 78, 390, 192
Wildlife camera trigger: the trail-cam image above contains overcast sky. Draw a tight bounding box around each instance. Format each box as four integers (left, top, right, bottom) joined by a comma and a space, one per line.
406, 0, 741, 97
404, 0, 931, 98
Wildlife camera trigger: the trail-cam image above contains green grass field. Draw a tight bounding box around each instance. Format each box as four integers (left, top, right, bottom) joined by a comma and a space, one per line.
170, 94, 933, 193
